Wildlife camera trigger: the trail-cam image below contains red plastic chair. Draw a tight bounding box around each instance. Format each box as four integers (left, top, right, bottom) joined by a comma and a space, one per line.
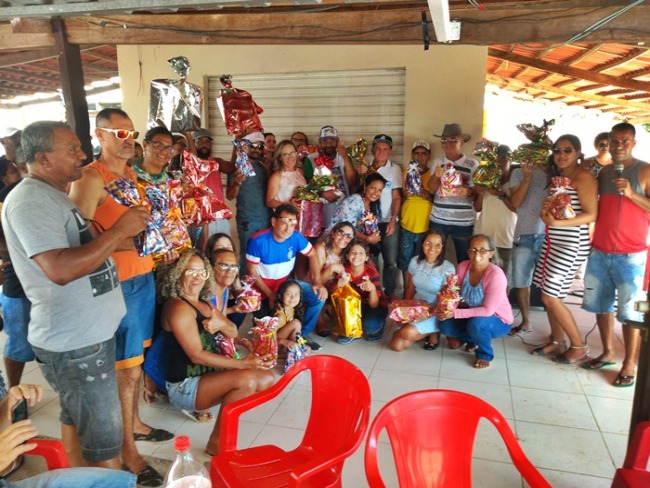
611, 421, 650, 488
25, 439, 71, 470
210, 355, 371, 487
364, 389, 551, 488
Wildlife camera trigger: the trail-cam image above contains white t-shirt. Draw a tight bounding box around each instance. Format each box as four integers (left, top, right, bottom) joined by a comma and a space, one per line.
374, 160, 402, 223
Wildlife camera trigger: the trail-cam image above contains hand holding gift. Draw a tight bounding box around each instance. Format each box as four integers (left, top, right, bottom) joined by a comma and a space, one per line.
389, 299, 431, 323
545, 176, 576, 221
250, 316, 279, 368
433, 274, 461, 320
438, 162, 467, 198
217, 75, 264, 137
236, 275, 262, 312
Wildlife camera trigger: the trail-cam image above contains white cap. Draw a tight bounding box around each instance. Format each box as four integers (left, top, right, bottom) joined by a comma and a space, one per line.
412, 140, 431, 152
243, 132, 265, 144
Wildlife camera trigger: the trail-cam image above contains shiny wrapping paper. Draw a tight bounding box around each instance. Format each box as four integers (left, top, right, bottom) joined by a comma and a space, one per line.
438, 162, 467, 198
180, 150, 233, 225
405, 161, 422, 196
215, 333, 239, 359
547, 176, 576, 220
217, 75, 264, 137
472, 139, 502, 189
389, 299, 431, 323
148, 56, 203, 132
360, 210, 379, 236
346, 138, 369, 175
104, 179, 172, 257
295, 200, 324, 238
331, 284, 363, 338
283, 332, 309, 374
432, 274, 461, 316
236, 275, 262, 312
512, 119, 555, 168
250, 316, 279, 368
153, 180, 192, 263
232, 139, 255, 178
297, 144, 320, 160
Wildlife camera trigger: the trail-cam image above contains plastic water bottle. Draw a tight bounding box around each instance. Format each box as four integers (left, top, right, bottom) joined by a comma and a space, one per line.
165, 436, 212, 488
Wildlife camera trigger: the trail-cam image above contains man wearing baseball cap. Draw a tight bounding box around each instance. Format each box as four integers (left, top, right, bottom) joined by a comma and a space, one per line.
305, 125, 356, 228
226, 131, 272, 269
369, 133, 402, 300
427, 123, 478, 263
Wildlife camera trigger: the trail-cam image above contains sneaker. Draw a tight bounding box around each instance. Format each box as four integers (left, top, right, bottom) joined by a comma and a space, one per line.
337, 336, 360, 345
365, 331, 384, 343
304, 335, 321, 351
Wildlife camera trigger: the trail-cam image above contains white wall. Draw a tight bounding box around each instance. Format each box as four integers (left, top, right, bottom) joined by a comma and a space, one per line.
117, 44, 488, 163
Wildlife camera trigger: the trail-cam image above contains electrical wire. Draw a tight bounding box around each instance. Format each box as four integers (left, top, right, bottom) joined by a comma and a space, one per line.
564, 0, 647, 44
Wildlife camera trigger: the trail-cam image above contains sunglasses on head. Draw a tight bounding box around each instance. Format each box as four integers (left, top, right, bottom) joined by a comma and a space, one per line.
98, 128, 139, 140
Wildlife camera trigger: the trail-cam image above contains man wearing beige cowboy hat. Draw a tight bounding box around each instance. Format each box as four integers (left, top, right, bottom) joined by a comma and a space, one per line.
427, 123, 478, 263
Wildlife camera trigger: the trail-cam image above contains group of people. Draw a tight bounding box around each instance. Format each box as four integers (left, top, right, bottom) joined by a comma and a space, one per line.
0, 110, 647, 487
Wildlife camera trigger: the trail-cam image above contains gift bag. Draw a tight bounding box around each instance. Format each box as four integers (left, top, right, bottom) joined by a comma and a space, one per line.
547, 176, 576, 220
438, 162, 467, 198
283, 332, 309, 374
215, 333, 239, 359
236, 275, 262, 312
405, 161, 423, 196
250, 316, 279, 368
148, 56, 203, 132
389, 299, 431, 323
472, 139, 502, 190
432, 274, 461, 316
217, 75, 264, 137
296, 200, 324, 238
331, 284, 363, 338
511, 119, 555, 168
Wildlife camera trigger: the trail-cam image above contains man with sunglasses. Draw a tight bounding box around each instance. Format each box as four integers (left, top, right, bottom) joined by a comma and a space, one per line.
69, 108, 170, 487
246, 203, 328, 351
2, 121, 148, 474
226, 131, 272, 270
305, 126, 357, 230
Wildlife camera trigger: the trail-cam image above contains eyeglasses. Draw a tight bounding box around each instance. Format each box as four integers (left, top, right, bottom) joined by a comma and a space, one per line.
147, 140, 174, 154
336, 229, 354, 239
423, 241, 443, 248
249, 143, 264, 150
598, 143, 608, 149
214, 263, 239, 272
281, 151, 298, 159
552, 147, 573, 154
98, 128, 139, 140
183, 269, 209, 280
467, 248, 493, 255
441, 138, 461, 144
277, 216, 298, 226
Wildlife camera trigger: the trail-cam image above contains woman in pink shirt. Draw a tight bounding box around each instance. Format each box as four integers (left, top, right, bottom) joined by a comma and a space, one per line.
436, 234, 514, 368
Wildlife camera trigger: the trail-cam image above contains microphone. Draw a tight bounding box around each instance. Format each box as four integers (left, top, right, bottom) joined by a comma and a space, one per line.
616, 164, 624, 195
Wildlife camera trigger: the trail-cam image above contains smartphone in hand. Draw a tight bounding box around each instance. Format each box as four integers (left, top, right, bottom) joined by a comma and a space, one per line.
11, 398, 27, 424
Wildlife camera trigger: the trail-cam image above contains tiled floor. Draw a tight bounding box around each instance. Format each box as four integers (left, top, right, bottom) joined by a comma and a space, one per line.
8, 293, 634, 487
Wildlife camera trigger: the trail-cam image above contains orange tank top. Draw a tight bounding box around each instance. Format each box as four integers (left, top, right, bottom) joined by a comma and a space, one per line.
87, 161, 154, 282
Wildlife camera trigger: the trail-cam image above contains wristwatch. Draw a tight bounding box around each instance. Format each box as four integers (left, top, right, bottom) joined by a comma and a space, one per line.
390, 216, 400, 223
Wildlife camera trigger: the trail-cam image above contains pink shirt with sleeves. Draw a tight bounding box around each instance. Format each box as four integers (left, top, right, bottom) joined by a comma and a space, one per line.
453, 261, 514, 325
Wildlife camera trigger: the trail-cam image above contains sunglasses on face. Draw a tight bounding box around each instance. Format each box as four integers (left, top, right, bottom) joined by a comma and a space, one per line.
147, 140, 175, 154
214, 263, 239, 272
552, 147, 573, 154
249, 143, 264, 150
441, 138, 461, 144
183, 269, 209, 280
98, 128, 140, 140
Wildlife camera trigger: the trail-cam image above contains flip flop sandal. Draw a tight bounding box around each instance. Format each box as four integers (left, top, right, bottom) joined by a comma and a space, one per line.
133, 427, 174, 442
614, 374, 635, 388
423, 341, 439, 351
134, 464, 164, 487
464, 344, 478, 353
581, 359, 616, 370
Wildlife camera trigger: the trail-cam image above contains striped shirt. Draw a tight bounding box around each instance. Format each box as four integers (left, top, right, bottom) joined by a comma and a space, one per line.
429, 155, 478, 226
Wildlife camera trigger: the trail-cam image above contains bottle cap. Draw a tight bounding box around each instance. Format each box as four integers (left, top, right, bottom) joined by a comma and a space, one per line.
174, 435, 190, 451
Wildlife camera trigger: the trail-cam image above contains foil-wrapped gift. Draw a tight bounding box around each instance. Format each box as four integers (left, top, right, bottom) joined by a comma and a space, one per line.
148, 56, 203, 132
360, 210, 379, 236
432, 274, 461, 316
405, 161, 422, 196
547, 176, 576, 220
215, 333, 239, 359
438, 162, 467, 198
389, 299, 431, 323
283, 332, 309, 374
297, 144, 320, 160
472, 139, 502, 190
296, 200, 324, 238
153, 180, 192, 263
331, 284, 363, 338
236, 275, 262, 312
104, 179, 172, 257
232, 139, 255, 178
217, 75, 264, 137
511, 119, 555, 168
250, 316, 279, 368
346, 138, 369, 174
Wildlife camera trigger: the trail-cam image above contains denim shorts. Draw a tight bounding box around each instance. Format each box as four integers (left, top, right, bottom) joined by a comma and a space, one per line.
166, 376, 201, 412
116, 272, 155, 369
0, 467, 136, 488
1, 294, 35, 362
397, 228, 426, 271
511, 234, 545, 288
582, 249, 647, 323
32, 338, 122, 462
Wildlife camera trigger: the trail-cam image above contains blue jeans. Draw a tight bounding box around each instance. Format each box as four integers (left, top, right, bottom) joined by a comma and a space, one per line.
439, 315, 511, 362
511, 234, 544, 288
237, 219, 270, 271
582, 249, 647, 323
1, 468, 136, 488
397, 227, 426, 271
428, 222, 473, 263
253, 280, 325, 335
378, 222, 399, 296
1, 295, 34, 362
32, 338, 123, 462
